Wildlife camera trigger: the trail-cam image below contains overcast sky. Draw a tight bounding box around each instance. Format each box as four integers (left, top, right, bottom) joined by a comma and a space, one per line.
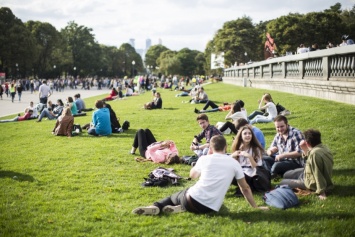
1, 0, 354, 51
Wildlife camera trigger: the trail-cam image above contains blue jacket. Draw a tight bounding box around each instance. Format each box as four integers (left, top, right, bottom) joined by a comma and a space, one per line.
92, 108, 112, 136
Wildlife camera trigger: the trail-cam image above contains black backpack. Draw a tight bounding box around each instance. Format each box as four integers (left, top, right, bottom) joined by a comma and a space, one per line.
142, 167, 182, 187
122, 120, 130, 130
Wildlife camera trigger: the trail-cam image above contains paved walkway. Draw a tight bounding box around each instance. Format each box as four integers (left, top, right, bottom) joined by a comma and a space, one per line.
0, 87, 109, 117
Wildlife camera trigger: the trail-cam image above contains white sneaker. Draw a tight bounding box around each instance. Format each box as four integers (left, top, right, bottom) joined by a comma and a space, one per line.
162, 205, 185, 214
132, 206, 160, 215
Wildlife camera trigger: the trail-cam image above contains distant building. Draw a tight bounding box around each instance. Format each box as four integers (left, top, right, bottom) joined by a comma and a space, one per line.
129, 38, 135, 48
158, 38, 162, 45
146, 38, 151, 51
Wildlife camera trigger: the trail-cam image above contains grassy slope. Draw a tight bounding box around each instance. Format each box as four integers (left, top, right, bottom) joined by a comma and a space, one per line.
0, 82, 354, 237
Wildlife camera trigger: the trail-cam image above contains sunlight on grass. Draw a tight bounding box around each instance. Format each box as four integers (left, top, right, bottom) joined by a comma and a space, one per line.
1, 83, 355, 237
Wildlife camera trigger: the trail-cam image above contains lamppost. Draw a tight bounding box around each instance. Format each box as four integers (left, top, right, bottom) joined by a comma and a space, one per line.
53, 65, 56, 78
73, 66, 76, 78
244, 52, 248, 64
132, 60, 135, 77
16, 63, 19, 79
146, 65, 150, 74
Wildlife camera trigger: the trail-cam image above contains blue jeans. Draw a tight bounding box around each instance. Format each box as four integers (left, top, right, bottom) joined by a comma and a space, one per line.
0, 116, 19, 123
38, 108, 56, 121
248, 110, 264, 120
250, 115, 273, 125
271, 160, 302, 177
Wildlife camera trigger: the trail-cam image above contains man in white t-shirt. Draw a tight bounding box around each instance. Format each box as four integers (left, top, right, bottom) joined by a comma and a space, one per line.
38, 80, 52, 104
132, 136, 269, 215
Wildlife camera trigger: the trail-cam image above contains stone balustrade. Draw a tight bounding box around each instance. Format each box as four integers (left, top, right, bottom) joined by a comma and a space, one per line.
223, 45, 355, 105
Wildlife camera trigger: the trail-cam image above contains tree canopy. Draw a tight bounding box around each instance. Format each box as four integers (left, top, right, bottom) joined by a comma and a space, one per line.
1, 3, 354, 79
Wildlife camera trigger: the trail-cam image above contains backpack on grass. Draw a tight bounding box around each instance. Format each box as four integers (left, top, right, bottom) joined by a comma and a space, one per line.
122, 120, 130, 130
142, 167, 182, 187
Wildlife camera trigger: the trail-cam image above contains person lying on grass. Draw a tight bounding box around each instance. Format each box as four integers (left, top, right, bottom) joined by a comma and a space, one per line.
0, 109, 33, 123
132, 135, 269, 215
130, 128, 180, 164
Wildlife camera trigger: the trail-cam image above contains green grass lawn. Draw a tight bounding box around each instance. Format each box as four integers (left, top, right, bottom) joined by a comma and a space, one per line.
1, 82, 355, 237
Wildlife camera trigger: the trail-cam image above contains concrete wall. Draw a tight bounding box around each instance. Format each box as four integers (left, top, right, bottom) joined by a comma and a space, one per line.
223, 46, 355, 105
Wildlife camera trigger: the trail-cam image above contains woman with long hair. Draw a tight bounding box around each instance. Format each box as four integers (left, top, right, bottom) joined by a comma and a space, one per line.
231, 126, 269, 194
52, 107, 74, 137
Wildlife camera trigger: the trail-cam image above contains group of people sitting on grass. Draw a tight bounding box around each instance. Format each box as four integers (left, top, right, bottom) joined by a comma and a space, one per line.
132, 111, 333, 215
129, 85, 333, 216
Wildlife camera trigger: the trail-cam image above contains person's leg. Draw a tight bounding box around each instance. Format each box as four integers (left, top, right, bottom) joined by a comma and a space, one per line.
134, 129, 157, 157
144, 128, 157, 145
37, 109, 50, 121
0, 117, 18, 123
88, 127, 98, 136
153, 189, 188, 212
248, 110, 264, 120
282, 168, 304, 179
202, 100, 215, 110
262, 155, 275, 173
198, 108, 219, 113
250, 115, 272, 125
280, 168, 306, 189
271, 160, 302, 177
219, 121, 237, 134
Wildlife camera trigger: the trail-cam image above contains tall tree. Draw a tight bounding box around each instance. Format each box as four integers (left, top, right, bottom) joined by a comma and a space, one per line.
211, 17, 260, 66
118, 43, 143, 77
61, 21, 101, 77
0, 7, 35, 79
145, 44, 169, 69
176, 48, 199, 77
26, 21, 62, 78
157, 50, 181, 76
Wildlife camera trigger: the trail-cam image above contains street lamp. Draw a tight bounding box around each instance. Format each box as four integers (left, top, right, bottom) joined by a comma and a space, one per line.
53, 65, 56, 78
16, 63, 19, 78
73, 66, 76, 78
146, 65, 150, 74
132, 60, 135, 77
244, 52, 248, 64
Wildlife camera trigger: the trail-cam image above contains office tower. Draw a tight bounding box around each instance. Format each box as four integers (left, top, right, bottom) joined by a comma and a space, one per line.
158, 38, 162, 45
129, 38, 135, 48
146, 38, 151, 50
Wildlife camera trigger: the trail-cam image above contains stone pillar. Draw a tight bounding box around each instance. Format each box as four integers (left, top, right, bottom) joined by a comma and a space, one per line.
323, 56, 330, 80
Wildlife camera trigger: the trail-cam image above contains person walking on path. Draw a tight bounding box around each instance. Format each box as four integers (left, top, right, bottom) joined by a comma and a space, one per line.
38, 80, 52, 104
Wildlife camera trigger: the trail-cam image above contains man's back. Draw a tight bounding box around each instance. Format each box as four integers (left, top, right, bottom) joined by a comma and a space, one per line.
39, 83, 50, 97
188, 153, 244, 211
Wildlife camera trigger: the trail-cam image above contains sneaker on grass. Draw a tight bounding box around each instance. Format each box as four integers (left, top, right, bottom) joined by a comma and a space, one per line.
132, 206, 160, 215
162, 205, 185, 214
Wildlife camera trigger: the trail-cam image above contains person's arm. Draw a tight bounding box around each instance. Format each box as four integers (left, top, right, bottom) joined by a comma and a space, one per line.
240, 150, 259, 168
189, 166, 201, 179
237, 178, 269, 210
266, 146, 278, 156
225, 108, 233, 120
275, 150, 302, 161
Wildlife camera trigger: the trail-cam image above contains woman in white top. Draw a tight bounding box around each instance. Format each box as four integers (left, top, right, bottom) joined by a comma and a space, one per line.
249, 94, 277, 125
231, 126, 266, 193
225, 100, 247, 121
